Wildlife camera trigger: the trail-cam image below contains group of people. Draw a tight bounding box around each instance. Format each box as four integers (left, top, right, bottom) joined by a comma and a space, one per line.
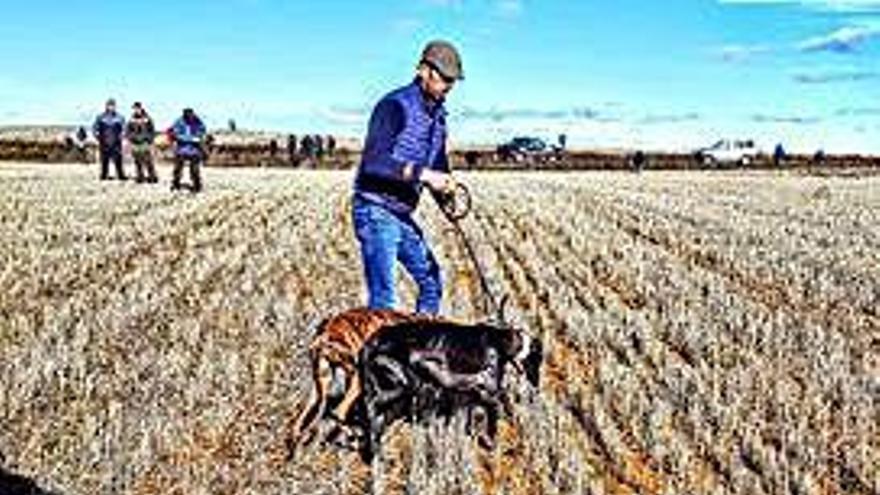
91, 99, 207, 192
292, 134, 336, 165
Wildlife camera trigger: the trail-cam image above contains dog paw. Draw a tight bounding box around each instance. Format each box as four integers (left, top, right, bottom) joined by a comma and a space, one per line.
284, 438, 298, 462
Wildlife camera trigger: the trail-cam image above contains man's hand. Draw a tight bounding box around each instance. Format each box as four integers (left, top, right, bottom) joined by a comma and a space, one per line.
420, 168, 456, 194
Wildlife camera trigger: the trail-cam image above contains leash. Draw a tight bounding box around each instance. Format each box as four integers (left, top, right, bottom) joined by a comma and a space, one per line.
438, 183, 508, 324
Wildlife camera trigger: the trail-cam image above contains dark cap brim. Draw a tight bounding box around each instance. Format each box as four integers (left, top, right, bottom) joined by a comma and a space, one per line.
424, 59, 464, 81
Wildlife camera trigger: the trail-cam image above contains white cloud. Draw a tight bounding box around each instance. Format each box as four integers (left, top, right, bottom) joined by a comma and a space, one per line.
496, 0, 524, 16
424, 0, 524, 16
715, 44, 773, 62
797, 24, 880, 52
318, 105, 369, 125
392, 17, 423, 34
792, 68, 880, 82
751, 113, 822, 124
638, 113, 702, 125
719, 0, 880, 12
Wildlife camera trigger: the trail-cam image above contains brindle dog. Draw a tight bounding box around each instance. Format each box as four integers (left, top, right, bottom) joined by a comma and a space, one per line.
286, 308, 435, 456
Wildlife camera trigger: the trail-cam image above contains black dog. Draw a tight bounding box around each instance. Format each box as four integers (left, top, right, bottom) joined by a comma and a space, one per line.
356, 320, 542, 462
0, 465, 60, 495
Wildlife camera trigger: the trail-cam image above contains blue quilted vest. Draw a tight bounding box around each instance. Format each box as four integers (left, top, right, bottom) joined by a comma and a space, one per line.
390, 82, 447, 170
355, 80, 448, 214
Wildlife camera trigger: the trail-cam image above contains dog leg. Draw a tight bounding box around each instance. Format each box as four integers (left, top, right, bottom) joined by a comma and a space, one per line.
360, 383, 384, 464
360, 356, 401, 464
486, 400, 499, 446
364, 409, 386, 464
287, 355, 333, 458
475, 401, 499, 450
332, 367, 360, 423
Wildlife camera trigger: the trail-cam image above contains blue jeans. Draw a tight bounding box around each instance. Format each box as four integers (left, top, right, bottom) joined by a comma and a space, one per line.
352, 196, 442, 315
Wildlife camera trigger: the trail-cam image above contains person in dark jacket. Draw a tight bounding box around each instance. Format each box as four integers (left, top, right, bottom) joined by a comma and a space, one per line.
75, 126, 89, 163
300, 134, 314, 167
76, 125, 88, 144
169, 108, 207, 193
352, 40, 463, 315
327, 135, 336, 157
773, 143, 786, 167
126, 102, 158, 183
315, 134, 325, 163
92, 98, 126, 180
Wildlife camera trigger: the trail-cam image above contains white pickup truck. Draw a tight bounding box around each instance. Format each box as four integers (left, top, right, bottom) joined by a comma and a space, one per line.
694, 139, 758, 166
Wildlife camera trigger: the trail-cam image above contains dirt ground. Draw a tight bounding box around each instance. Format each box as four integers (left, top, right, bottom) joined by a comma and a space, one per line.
0, 163, 877, 494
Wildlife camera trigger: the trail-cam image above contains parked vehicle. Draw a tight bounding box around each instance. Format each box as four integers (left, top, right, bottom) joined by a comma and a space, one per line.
496, 136, 550, 163
694, 139, 757, 166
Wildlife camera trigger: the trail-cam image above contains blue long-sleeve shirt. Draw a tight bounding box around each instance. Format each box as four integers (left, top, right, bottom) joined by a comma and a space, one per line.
171, 116, 206, 157
355, 80, 450, 215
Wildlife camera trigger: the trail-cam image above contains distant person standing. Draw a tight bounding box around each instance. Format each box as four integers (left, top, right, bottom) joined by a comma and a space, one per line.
287, 133, 298, 166
773, 143, 786, 167
632, 150, 646, 173
315, 134, 325, 163
352, 40, 463, 315
75, 126, 89, 163
169, 108, 207, 193
327, 135, 336, 157
126, 102, 158, 183
76, 125, 88, 144
92, 98, 126, 180
300, 135, 314, 167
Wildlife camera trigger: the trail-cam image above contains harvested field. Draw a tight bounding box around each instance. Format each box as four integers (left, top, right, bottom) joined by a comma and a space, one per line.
0, 163, 877, 495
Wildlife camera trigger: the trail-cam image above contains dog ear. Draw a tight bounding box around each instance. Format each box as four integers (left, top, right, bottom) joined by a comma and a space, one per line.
497, 326, 522, 359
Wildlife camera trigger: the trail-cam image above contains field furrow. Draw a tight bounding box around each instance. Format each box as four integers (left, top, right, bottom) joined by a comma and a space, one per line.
1, 165, 876, 495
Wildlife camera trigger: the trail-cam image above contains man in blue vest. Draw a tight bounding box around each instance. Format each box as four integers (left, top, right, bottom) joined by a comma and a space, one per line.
352, 40, 463, 315
92, 98, 126, 180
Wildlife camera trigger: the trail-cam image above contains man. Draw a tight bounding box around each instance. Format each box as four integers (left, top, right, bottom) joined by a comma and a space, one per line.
632, 150, 646, 173
92, 98, 126, 180
74, 126, 89, 163
126, 102, 158, 183
352, 40, 463, 315
327, 134, 336, 157
300, 135, 314, 167
169, 108, 207, 193
315, 134, 325, 163
287, 133, 298, 166
773, 143, 786, 167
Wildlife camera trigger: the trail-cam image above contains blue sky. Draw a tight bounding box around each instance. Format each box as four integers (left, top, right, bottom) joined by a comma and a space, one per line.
1, 0, 878, 153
